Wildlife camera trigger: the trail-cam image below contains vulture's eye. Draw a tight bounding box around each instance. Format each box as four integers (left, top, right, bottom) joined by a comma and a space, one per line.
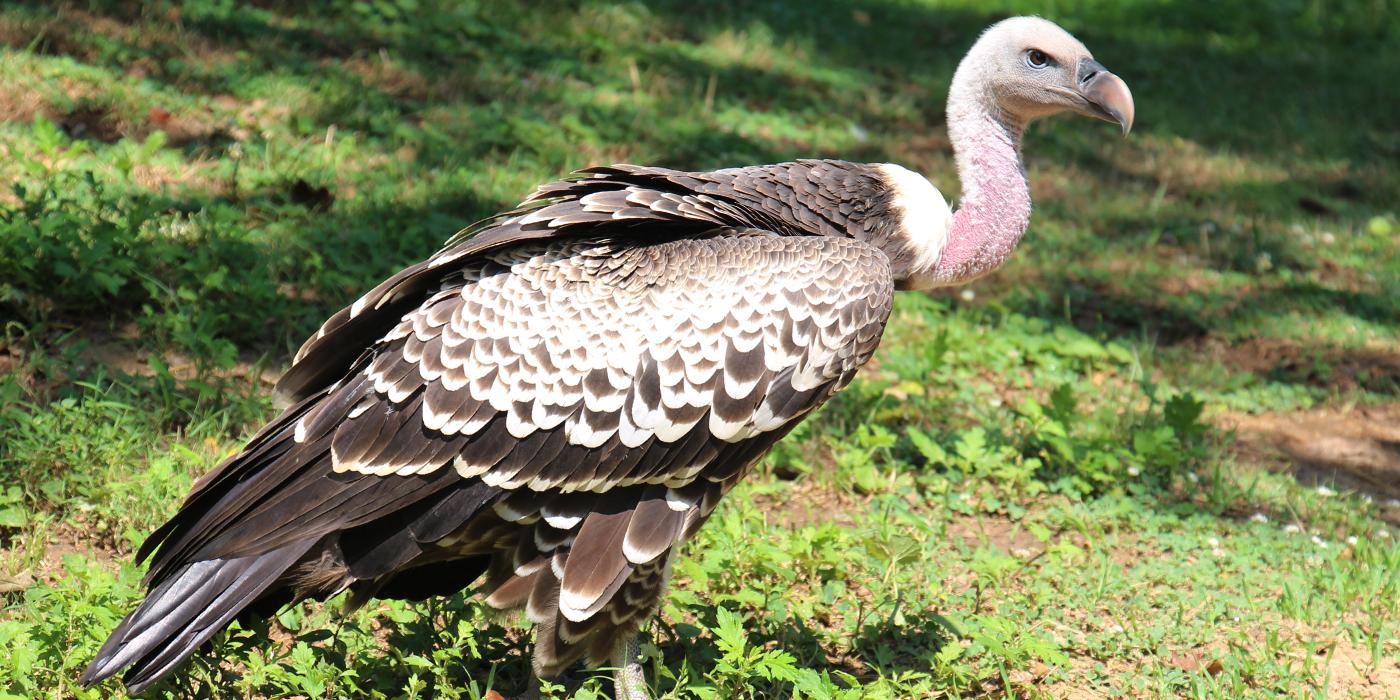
1025, 49, 1050, 68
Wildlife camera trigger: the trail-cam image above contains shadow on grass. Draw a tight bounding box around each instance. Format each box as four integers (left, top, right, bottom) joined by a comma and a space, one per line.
12, 0, 1394, 160
0, 170, 508, 356
3, 0, 1391, 351
139, 594, 536, 698
137, 590, 961, 697
654, 604, 959, 694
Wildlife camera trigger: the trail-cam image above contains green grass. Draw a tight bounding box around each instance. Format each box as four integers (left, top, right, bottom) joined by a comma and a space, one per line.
1, 0, 1398, 697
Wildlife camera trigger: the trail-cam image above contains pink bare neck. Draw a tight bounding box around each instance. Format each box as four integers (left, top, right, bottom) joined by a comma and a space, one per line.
930, 112, 1031, 286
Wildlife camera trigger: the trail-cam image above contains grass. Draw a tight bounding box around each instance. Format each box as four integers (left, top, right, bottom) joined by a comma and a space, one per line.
1, 0, 1397, 697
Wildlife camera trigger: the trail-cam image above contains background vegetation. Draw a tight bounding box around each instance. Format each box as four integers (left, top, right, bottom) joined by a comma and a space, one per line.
0, 0, 1397, 697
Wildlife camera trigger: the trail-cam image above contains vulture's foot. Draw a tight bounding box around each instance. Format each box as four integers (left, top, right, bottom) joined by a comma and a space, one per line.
613, 635, 651, 700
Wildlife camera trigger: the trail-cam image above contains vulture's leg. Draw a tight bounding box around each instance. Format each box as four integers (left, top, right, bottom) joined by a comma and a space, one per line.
612, 634, 651, 700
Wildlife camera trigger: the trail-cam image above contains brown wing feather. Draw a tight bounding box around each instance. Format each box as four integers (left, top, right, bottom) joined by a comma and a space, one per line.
621, 487, 685, 566
558, 496, 634, 619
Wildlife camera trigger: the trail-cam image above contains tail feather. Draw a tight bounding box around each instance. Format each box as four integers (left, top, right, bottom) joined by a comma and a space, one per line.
85, 358, 501, 693
81, 540, 315, 694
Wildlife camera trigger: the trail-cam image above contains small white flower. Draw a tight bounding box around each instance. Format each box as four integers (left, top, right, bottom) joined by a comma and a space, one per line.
1311, 535, 1328, 548
959, 289, 976, 302
1346, 536, 1358, 546
1127, 465, 1141, 477
1320, 232, 1336, 245
1107, 623, 1125, 635
1379, 529, 1391, 539
1283, 524, 1301, 534
1315, 485, 1336, 497
1207, 537, 1220, 547
988, 396, 1003, 408
1186, 473, 1200, 484
1385, 499, 1400, 509
1249, 512, 1269, 524
1211, 547, 1227, 558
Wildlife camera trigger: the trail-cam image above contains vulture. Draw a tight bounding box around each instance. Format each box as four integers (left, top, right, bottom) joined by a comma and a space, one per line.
82, 16, 1133, 699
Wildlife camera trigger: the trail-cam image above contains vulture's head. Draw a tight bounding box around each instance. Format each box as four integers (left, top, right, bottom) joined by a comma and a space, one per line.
954, 16, 1134, 135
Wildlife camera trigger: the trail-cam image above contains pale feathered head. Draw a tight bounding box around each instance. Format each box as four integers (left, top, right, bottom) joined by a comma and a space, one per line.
954, 16, 1134, 135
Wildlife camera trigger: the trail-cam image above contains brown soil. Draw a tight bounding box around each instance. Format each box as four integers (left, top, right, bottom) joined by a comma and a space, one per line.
1270, 621, 1400, 700
1, 521, 125, 595
1207, 337, 1400, 395
945, 513, 1044, 559
1038, 620, 1400, 699
71, 318, 281, 387
0, 4, 262, 187
1222, 405, 1400, 516
747, 478, 864, 531
42, 522, 117, 568
1316, 634, 1400, 700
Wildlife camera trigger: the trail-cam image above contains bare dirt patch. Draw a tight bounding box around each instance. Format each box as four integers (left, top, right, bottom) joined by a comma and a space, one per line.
1036, 654, 1141, 699
342, 54, 441, 102
70, 319, 281, 388
58, 101, 123, 142
42, 521, 118, 570
1040, 618, 1400, 699
0, 5, 242, 152
1222, 405, 1400, 515
1276, 621, 1400, 700
3, 317, 281, 402
0, 521, 125, 596
1208, 337, 1400, 396
945, 514, 1043, 559
747, 479, 864, 531
1318, 636, 1400, 700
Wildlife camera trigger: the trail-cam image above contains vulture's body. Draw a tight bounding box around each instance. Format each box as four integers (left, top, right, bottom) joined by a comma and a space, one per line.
83, 17, 1133, 698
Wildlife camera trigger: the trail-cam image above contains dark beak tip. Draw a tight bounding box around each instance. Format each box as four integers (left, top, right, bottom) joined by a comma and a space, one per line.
1082, 71, 1134, 139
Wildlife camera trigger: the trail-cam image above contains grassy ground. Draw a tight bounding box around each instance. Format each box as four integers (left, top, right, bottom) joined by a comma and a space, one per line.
1, 1, 1397, 697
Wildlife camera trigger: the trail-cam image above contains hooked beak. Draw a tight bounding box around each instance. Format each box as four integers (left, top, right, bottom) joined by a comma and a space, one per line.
1074, 57, 1134, 136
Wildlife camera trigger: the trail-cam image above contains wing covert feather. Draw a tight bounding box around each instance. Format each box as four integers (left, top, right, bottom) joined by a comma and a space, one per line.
305, 233, 893, 495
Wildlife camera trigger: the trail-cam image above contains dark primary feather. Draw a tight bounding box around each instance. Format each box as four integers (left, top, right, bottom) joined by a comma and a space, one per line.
81, 542, 316, 694
84, 160, 901, 693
